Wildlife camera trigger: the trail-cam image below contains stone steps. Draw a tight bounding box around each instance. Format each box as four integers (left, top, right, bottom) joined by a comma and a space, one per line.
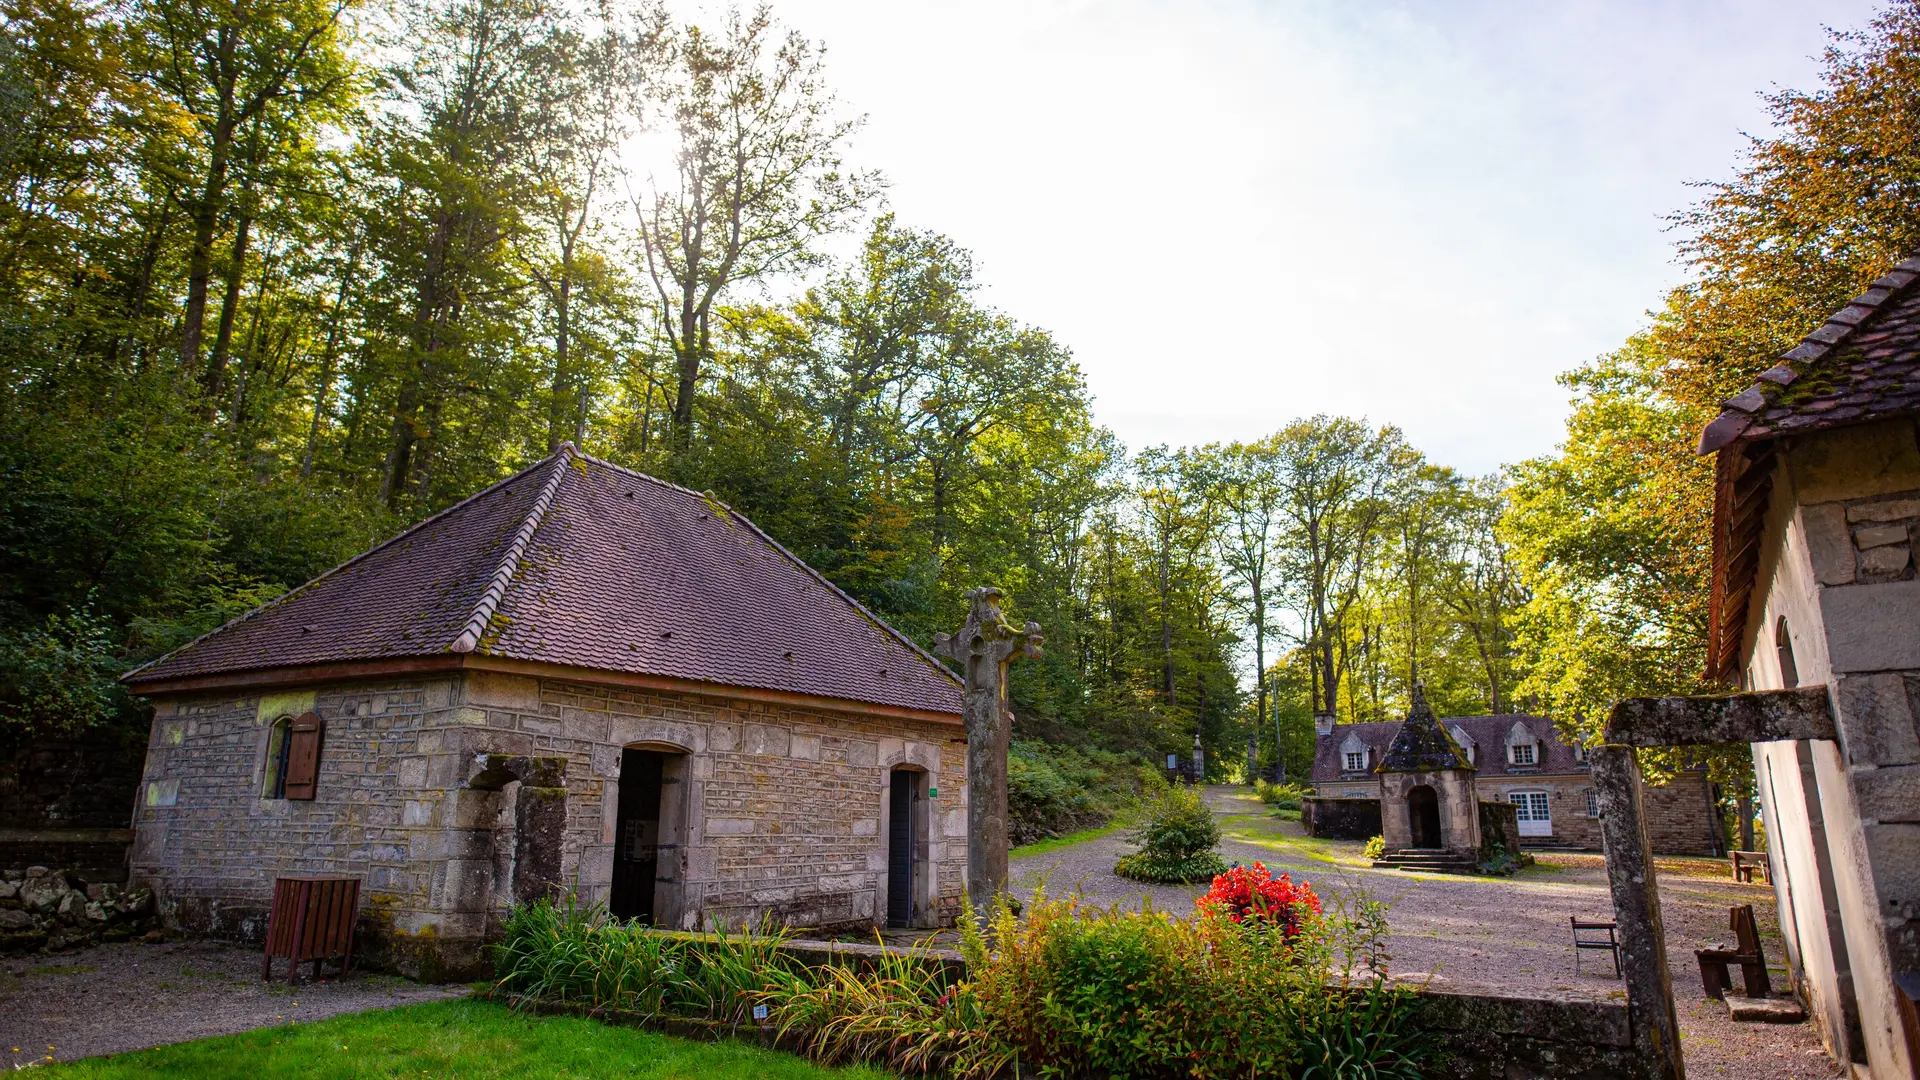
1371, 849, 1477, 873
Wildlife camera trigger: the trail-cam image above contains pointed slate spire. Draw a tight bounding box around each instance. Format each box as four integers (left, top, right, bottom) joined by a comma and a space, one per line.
1379, 683, 1474, 772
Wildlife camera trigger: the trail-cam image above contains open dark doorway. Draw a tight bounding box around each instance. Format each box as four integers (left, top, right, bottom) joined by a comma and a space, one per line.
1408, 784, 1441, 849
612, 748, 666, 923
887, 769, 921, 928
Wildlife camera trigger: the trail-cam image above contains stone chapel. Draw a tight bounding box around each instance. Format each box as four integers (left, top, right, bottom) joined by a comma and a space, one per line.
120, 444, 970, 979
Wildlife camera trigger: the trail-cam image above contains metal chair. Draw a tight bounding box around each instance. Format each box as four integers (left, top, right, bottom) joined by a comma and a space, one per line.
1571, 916, 1621, 977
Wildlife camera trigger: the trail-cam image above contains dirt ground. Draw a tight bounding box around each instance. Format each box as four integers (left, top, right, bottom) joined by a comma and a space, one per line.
0, 937, 461, 1067
1010, 785, 1844, 1080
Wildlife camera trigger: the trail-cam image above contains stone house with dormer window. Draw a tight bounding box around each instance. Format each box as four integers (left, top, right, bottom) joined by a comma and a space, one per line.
1309, 711, 1722, 853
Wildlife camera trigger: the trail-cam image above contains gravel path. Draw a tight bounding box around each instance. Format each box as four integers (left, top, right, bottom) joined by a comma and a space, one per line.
1011, 785, 1843, 1080
0, 938, 461, 1067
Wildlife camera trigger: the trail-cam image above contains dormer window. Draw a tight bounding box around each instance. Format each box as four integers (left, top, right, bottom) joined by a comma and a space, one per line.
1448, 724, 1476, 765
1504, 721, 1539, 767
1339, 731, 1371, 773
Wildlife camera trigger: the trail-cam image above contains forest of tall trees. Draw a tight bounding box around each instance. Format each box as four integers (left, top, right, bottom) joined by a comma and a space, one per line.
0, 0, 1533, 781
11, 0, 1917, 799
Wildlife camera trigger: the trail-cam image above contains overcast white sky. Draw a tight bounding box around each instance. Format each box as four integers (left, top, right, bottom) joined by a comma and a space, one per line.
702, 1, 1883, 475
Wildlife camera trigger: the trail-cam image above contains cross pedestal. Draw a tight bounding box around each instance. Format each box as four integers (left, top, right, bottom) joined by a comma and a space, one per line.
934, 587, 1042, 920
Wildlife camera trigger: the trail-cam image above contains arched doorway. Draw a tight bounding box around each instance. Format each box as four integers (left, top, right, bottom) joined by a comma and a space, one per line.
1408, 784, 1441, 849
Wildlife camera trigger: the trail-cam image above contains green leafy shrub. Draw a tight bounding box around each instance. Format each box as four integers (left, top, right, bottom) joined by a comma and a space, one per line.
1255, 779, 1310, 811
1113, 787, 1228, 883
495, 887, 1443, 1080
1362, 835, 1386, 860
1008, 741, 1155, 846
961, 887, 1437, 1079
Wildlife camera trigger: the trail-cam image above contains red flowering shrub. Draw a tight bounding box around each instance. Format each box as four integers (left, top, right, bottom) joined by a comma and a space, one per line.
1197, 862, 1322, 935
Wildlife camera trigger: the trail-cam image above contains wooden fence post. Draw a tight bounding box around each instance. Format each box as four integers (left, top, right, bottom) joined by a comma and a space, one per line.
1592, 744, 1685, 1080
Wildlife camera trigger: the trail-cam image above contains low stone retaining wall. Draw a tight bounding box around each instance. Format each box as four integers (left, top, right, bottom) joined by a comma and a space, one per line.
1411, 982, 1641, 1080
1302, 796, 1382, 840
0, 865, 157, 953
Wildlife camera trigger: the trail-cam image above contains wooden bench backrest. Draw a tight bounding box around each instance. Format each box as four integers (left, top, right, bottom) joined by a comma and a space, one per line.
1730, 904, 1761, 956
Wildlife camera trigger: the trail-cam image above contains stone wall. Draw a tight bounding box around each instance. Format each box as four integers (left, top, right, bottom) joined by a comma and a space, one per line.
1414, 983, 1645, 1080
1301, 797, 1381, 840
129, 670, 968, 980
1476, 770, 1719, 855
1745, 418, 1920, 1076
463, 671, 969, 936
1477, 800, 1520, 863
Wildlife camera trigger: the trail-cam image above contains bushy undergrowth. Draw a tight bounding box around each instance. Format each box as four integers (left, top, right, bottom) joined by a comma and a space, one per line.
1255, 779, 1310, 812
492, 875, 1441, 1080
1362, 835, 1387, 861
1008, 741, 1156, 846
1113, 787, 1228, 884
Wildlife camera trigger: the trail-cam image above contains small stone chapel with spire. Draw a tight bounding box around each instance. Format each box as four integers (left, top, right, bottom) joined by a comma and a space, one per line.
1375, 686, 1482, 869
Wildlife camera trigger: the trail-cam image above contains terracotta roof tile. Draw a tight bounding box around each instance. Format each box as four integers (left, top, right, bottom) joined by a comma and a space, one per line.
1699, 254, 1920, 454
126, 446, 963, 716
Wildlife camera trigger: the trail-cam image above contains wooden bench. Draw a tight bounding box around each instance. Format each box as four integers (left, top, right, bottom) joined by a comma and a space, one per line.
1571, 916, 1621, 977
1696, 904, 1771, 1000
1730, 851, 1770, 884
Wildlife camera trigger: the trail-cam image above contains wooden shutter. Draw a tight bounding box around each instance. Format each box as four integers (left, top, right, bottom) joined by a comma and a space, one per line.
284, 713, 325, 801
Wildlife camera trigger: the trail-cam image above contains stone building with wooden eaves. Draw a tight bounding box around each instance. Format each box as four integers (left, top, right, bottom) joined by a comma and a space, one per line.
1670, 253, 1920, 1077
120, 444, 968, 979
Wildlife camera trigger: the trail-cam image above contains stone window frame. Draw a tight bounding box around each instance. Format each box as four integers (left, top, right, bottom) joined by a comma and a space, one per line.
1774, 616, 1799, 689
1583, 787, 1599, 817
262, 715, 294, 799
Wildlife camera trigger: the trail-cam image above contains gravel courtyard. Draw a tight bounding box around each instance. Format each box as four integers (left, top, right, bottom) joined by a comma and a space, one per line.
0, 937, 461, 1068
1010, 785, 1842, 1080
0, 786, 1839, 1076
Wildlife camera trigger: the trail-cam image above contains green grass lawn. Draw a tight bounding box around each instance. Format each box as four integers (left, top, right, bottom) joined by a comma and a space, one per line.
1009, 823, 1119, 858
40, 999, 893, 1080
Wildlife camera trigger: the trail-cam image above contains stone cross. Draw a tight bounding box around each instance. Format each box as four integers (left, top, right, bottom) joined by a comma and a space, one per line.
934, 586, 1042, 919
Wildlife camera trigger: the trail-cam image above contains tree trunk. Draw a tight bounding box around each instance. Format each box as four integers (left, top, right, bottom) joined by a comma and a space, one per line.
1159, 547, 1175, 705
204, 206, 254, 412
182, 30, 240, 378
669, 306, 701, 448
1738, 796, 1755, 852
302, 238, 361, 479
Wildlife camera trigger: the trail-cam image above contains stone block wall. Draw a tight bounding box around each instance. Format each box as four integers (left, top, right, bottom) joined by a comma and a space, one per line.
1477, 771, 1718, 855
131, 679, 454, 972
467, 672, 968, 934
129, 669, 967, 980
1747, 419, 1920, 1078
1300, 797, 1380, 841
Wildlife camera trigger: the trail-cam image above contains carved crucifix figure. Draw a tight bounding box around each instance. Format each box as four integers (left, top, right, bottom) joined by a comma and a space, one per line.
934, 587, 1042, 919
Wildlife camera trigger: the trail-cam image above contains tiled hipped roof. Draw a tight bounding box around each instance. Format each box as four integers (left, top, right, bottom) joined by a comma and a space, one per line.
125, 446, 964, 717
1698, 253, 1920, 681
